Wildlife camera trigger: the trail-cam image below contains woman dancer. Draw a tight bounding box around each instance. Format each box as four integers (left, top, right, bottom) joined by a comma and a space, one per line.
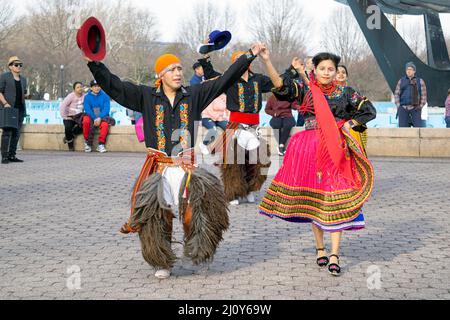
258, 48, 376, 276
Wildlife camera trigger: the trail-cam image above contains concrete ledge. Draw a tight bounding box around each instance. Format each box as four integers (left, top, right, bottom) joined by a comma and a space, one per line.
419, 128, 450, 157
18, 125, 148, 153
1, 125, 450, 157
365, 128, 420, 157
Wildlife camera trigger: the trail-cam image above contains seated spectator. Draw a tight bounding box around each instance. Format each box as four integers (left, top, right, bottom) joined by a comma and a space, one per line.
265, 94, 296, 156
200, 93, 228, 155
446, 88, 450, 128
82, 80, 114, 153
60, 82, 85, 151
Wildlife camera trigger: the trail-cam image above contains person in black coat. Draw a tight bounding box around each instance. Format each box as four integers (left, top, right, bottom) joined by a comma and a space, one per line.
1, 56, 27, 164
82, 44, 265, 279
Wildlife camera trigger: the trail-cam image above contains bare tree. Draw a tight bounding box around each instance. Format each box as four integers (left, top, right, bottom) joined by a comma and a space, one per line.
172, 0, 238, 83
177, 0, 236, 53
8, 0, 89, 98
0, 1, 21, 60
349, 55, 392, 101
321, 6, 369, 65
93, 0, 160, 84
0, 1, 15, 44
400, 22, 427, 63
4, 0, 160, 98
247, 0, 309, 71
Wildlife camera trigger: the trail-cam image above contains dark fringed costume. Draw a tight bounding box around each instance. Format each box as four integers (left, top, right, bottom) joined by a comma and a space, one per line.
87, 50, 257, 271
123, 149, 230, 270
197, 55, 275, 202
220, 124, 271, 202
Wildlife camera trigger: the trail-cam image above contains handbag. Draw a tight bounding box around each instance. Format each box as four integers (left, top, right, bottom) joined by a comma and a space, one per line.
421, 103, 428, 121
0, 107, 19, 129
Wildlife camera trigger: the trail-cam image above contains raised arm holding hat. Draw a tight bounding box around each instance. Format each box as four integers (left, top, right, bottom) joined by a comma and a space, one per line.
86, 47, 262, 154
197, 45, 282, 206
79, 18, 264, 279
197, 30, 232, 55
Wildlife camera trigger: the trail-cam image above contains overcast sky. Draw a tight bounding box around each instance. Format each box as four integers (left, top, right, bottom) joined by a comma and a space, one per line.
17, 0, 450, 52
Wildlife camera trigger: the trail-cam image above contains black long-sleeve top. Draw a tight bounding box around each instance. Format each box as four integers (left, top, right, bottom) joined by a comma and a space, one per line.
273, 67, 377, 131
87, 51, 257, 156
198, 56, 274, 114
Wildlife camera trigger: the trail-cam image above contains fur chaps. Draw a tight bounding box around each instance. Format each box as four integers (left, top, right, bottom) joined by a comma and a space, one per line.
179, 168, 230, 265
129, 168, 229, 269
221, 137, 271, 202
129, 173, 176, 270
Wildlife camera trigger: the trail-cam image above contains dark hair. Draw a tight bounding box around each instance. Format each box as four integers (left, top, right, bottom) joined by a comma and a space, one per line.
73, 82, 82, 90
448, 88, 450, 95
312, 52, 341, 69
192, 62, 202, 70
338, 65, 348, 76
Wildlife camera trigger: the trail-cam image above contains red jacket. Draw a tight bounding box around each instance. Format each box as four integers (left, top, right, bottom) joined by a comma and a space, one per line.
265, 95, 294, 118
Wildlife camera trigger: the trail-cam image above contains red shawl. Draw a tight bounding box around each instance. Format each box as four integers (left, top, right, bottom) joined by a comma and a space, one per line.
309, 80, 354, 183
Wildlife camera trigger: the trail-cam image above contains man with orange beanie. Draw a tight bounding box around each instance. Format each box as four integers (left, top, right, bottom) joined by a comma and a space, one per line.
196, 50, 275, 206
83, 43, 264, 279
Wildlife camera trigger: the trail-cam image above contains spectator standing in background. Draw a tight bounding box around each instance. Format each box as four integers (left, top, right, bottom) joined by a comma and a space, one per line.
1, 56, 27, 164
394, 62, 427, 128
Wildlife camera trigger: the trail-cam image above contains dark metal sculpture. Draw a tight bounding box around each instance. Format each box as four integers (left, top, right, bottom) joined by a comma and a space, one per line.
340, 0, 450, 106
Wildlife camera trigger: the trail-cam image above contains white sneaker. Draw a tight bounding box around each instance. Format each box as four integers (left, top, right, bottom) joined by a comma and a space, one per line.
84, 142, 92, 153
200, 142, 210, 155
277, 144, 285, 156
246, 192, 256, 203
154, 269, 171, 279
229, 199, 239, 206
97, 144, 107, 153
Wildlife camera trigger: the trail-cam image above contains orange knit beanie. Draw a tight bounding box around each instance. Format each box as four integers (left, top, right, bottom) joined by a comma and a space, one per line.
154, 54, 181, 87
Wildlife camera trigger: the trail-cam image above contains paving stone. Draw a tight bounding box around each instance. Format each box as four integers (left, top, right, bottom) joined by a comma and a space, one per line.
1, 152, 450, 299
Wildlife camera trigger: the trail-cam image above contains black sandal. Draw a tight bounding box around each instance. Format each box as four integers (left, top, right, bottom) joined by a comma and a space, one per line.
316, 248, 329, 267
328, 254, 341, 276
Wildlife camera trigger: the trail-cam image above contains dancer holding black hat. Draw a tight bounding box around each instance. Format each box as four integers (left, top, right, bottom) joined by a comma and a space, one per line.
197, 36, 281, 206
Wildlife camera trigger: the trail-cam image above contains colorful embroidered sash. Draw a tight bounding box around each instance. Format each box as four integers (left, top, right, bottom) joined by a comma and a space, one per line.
155, 103, 190, 153
238, 81, 259, 113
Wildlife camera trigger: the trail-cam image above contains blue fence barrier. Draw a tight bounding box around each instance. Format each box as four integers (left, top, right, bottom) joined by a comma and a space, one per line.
24, 100, 447, 128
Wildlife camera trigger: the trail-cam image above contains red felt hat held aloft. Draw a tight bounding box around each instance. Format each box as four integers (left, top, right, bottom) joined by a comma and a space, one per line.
76, 17, 106, 61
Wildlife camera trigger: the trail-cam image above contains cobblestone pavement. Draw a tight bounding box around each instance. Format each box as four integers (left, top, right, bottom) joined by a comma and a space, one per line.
1, 151, 449, 300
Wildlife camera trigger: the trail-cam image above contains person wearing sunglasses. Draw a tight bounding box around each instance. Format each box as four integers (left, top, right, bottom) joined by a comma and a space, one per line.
1, 56, 28, 164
